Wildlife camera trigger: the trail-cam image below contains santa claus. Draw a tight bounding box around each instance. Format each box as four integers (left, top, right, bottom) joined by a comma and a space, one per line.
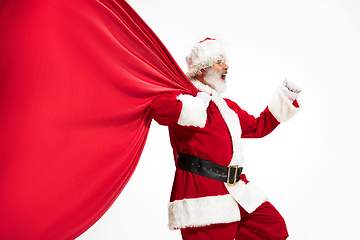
150, 38, 301, 240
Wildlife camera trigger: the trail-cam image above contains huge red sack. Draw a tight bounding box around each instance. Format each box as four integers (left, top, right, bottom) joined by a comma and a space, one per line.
0, 1, 196, 239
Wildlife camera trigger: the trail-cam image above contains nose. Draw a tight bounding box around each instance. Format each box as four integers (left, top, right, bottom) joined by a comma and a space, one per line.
224, 63, 229, 70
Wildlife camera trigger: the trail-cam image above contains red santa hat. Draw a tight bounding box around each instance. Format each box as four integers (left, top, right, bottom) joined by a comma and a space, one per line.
186, 38, 227, 78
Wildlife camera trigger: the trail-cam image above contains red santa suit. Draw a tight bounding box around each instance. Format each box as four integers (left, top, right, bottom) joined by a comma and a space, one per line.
150, 79, 300, 232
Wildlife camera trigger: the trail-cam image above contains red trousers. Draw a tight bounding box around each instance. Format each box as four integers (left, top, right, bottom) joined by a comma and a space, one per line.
181, 202, 288, 240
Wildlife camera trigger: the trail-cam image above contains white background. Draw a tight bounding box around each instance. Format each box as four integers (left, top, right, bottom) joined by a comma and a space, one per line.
78, 0, 360, 239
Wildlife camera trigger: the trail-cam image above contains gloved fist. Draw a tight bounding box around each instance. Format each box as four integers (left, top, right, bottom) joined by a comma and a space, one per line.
281, 79, 302, 101
196, 92, 211, 107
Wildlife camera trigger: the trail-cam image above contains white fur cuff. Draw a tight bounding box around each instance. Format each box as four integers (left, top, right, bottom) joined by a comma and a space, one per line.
177, 94, 208, 128
268, 86, 301, 122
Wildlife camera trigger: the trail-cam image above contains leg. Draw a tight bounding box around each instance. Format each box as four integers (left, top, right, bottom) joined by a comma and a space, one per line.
235, 202, 289, 240
181, 222, 239, 240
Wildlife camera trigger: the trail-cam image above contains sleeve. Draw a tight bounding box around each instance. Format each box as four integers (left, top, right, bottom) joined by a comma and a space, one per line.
150, 92, 209, 128
227, 84, 301, 138
236, 105, 280, 138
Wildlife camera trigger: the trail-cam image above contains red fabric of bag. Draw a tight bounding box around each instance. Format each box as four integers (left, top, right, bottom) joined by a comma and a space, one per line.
0, 0, 196, 239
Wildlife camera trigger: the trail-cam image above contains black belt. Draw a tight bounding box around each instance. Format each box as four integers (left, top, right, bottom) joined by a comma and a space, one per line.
177, 153, 243, 186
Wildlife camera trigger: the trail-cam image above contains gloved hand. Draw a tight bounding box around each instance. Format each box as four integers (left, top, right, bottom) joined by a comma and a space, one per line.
281, 79, 302, 101
196, 92, 211, 107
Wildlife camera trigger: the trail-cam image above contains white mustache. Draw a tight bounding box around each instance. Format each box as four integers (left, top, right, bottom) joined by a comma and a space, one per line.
221, 70, 228, 78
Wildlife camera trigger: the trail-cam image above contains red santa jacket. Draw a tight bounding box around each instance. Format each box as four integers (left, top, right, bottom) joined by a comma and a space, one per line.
151, 80, 300, 230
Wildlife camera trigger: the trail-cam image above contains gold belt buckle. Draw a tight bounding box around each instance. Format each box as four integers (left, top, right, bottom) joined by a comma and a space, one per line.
226, 165, 238, 187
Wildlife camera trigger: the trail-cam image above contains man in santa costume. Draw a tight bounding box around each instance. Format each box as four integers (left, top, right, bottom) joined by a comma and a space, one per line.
151, 38, 301, 240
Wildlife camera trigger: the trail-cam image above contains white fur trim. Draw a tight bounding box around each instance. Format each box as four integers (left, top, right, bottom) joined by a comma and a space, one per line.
210, 93, 244, 167
191, 80, 244, 167
168, 194, 240, 230
177, 94, 208, 128
168, 181, 268, 230
268, 86, 301, 122
225, 181, 268, 214
191, 80, 215, 95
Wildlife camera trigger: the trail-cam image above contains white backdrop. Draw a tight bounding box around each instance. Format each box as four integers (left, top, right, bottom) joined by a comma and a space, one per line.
78, 0, 360, 239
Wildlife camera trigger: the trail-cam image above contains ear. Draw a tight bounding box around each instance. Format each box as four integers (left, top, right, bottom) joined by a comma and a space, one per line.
194, 69, 207, 82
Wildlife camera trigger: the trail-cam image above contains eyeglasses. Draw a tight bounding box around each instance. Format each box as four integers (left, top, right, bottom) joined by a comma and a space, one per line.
216, 58, 227, 66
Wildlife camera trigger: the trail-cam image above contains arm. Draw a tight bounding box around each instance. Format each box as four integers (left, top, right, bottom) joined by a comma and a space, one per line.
228, 101, 280, 138
150, 91, 210, 127
229, 80, 301, 138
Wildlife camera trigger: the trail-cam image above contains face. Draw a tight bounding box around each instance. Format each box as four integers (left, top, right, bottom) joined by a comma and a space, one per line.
202, 57, 229, 93
212, 57, 229, 81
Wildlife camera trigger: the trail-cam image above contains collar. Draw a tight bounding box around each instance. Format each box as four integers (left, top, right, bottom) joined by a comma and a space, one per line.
191, 80, 220, 97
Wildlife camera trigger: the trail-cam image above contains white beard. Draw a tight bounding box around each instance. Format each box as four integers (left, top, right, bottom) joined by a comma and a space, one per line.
203, 68, 227, 94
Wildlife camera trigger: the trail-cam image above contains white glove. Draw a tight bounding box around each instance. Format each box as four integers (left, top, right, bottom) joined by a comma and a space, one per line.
281, 79, 302, 101
196, 92, 211, 107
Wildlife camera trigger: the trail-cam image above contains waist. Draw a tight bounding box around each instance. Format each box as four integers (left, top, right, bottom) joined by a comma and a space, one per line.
177, 153, 243, 187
